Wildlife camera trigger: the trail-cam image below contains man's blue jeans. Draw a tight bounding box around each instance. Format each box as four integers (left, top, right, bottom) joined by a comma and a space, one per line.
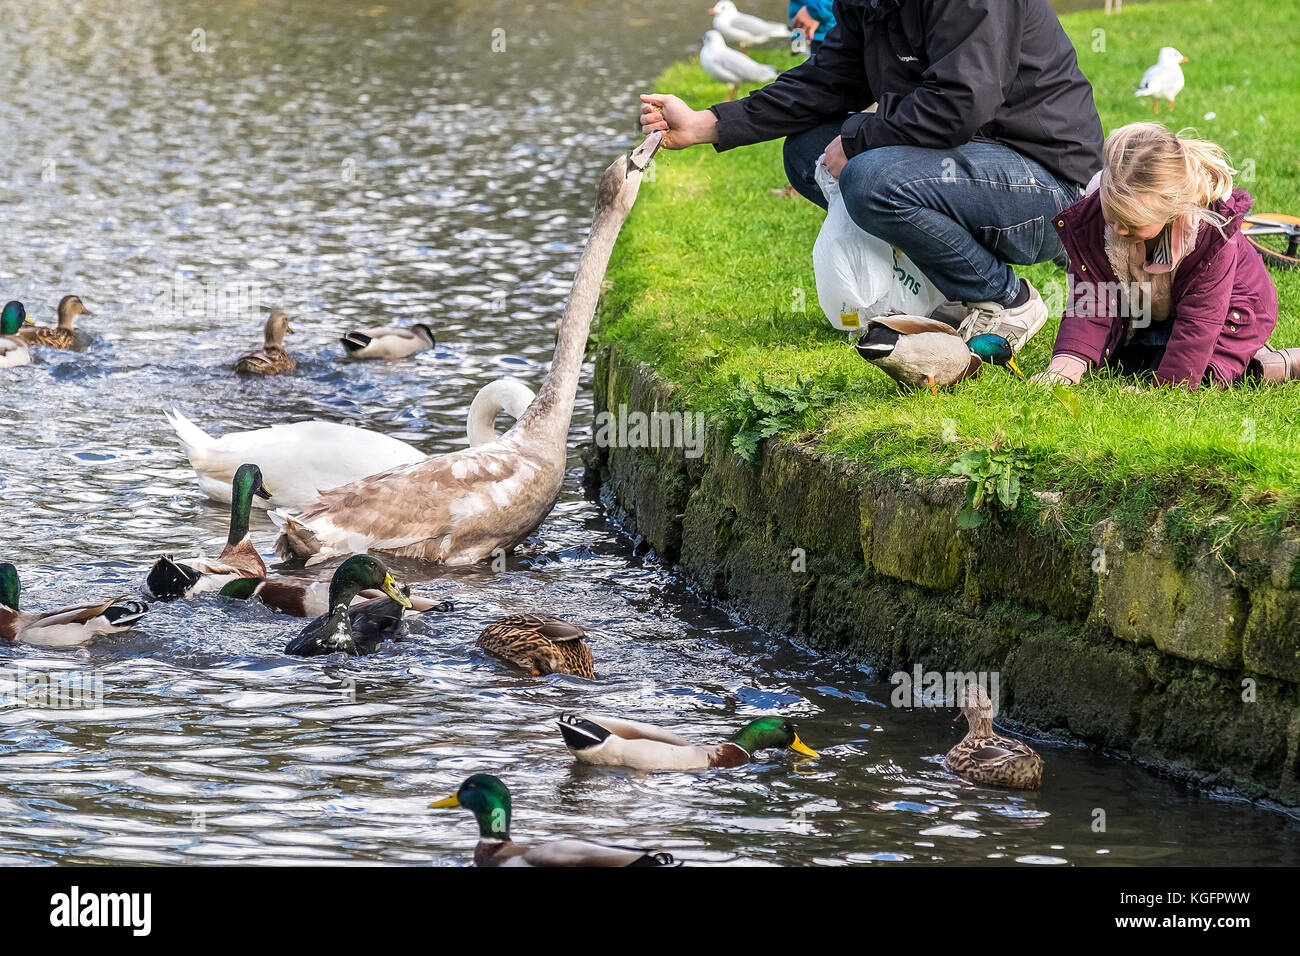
784, 120, 1076, 306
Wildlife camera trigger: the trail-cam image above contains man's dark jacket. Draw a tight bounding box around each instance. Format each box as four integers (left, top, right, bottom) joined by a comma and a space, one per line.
710, 0, 1103, 189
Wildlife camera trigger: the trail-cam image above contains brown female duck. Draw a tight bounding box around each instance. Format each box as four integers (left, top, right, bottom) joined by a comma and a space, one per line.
944, 683, 1043, 789
476, 613, 594, 678
234, 311, 296, 376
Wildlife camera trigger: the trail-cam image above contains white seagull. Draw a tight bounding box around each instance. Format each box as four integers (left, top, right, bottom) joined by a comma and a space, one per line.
701, 29, 778, 101
709, 1, 789, 53
1135, 47, 1188, 114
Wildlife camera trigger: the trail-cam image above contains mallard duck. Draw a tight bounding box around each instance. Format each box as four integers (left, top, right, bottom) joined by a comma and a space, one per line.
854, 317, 1022, 393
163, 378, 535, 511
0, 301, 34, 369
283, 555, 414, 656
944, 683, 1043, 790
557, 713, 818, 770
430, 773, 678, 867
340, 323, 434, 360
22, 295, 94, 350
234, 311, 296, 376
144, 463, 271, 600
476, 613, 594, 678
0, 563, 148, 647
219, 568, 452, 619
272, 133, 664, 567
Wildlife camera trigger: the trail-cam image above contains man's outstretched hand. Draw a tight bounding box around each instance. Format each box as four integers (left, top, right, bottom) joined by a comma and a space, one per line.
639, 94, 719, 150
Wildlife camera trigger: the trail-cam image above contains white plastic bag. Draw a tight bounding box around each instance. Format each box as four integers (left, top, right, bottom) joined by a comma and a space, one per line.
812, 157, 947, 331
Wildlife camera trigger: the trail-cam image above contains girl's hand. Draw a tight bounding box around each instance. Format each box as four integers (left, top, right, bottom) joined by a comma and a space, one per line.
1030, 354, 1088, 385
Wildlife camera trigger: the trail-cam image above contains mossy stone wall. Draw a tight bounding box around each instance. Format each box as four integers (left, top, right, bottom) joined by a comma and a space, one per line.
590, 344, 1300, 805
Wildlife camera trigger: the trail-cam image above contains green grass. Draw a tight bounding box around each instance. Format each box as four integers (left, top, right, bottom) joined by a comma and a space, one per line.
597, 0, 1300, 541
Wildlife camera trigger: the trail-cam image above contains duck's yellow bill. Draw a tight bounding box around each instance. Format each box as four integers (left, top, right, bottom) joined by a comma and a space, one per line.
1007, 357, 1024, 380
383, 574, 414, 609
429, 795, 459, 809
22, 316, 34, 325
789, 735, 819, 758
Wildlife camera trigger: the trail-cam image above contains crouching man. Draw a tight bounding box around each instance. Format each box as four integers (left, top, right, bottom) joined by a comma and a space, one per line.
641, 0, 1104, 351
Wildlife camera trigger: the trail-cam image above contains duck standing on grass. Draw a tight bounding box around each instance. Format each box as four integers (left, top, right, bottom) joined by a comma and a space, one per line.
557, 713, 818, 770
144, 463, 271, 600
234, 311, 296, 376
853, 316, 1022, 393
339, 322, 435, 360
430, 774, 679, 867
700, 29, 778, 101
283, 555, 414, 657
0, 302, 34, 368
21, 295, 95, 350
944, 683, 1042, 790
477, 613, 595, 678
0, 563, 148, 648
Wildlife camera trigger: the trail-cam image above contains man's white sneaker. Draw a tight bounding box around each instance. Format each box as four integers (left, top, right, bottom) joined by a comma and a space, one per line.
959, 281, 1049, 353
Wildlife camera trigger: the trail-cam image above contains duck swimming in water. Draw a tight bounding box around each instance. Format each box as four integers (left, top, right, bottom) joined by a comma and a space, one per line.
944, 682, 1043, 790
234, 311, 297, 376
556, 713, 818, 770
0, 302, 34, 369
144, 463, 271, 600
283, 554, 413, 656
430, 773, 678, 867
22, 295, 95, 350
0, 563, 148, 648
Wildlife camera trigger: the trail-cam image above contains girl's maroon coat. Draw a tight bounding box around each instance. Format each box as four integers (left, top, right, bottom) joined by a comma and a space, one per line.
1051, 188, 1278, 387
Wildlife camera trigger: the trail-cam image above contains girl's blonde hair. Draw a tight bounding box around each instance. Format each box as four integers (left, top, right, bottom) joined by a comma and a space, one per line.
1099, 123, 1236, 232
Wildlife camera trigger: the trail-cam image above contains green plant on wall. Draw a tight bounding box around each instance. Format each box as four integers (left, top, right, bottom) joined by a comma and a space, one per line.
950, 433, 1031, 528
727, 372, 854, 464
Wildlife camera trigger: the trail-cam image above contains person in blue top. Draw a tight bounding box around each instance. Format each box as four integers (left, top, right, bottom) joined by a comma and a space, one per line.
790, 1, 836, 53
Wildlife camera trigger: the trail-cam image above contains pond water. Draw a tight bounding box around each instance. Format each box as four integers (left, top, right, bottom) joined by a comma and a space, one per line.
0, 0, 1296, 866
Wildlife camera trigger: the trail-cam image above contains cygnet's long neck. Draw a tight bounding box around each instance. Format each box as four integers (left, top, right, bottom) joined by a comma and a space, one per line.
512, 194, 630, 452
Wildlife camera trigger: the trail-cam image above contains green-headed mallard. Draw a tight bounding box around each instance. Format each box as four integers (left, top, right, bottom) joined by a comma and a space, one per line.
283, 554, 414, 656
339, 323, 435, 360
270, 133, 665, 569
220, 570, 451, 620
0, 563, 148, 647
557, 713, 818, 770
234, 311, 296, 376
145, 463, 271, 600
23, 295, 94, 350
430, 773, 678, 867
854, 316, 1022, 393
477, 613, 594, 678
944, 683, 1043, 790
0, 301, 34, 369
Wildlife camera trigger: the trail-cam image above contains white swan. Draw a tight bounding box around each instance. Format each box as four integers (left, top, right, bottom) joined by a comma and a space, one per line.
165, 378, 535, 510
272, 133, 663, 567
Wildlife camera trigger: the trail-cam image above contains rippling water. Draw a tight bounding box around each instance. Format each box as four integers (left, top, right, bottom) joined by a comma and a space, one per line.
0, 0, 1297, 866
